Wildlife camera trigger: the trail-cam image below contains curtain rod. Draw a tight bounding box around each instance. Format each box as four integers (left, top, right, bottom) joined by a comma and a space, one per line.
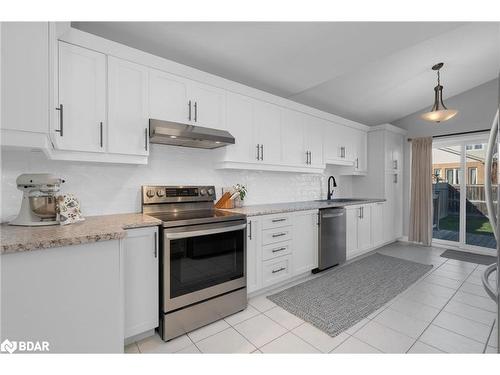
407, 129, 490, 142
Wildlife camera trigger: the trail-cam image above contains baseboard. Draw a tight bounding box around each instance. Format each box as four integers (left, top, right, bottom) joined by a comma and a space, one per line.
124, 329, 155, 346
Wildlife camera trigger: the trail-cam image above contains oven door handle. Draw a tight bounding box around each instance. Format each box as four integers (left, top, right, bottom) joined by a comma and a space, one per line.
165, 223, 247, 240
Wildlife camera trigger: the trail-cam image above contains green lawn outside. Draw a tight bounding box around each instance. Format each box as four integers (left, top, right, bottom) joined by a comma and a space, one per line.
438, 215, 494, 235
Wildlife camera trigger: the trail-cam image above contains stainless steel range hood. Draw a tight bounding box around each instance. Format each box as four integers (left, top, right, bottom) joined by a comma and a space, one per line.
149, 119, 235, 149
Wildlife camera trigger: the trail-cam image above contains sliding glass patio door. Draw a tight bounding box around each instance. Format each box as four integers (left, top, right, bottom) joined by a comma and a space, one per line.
431, 136, 497, 252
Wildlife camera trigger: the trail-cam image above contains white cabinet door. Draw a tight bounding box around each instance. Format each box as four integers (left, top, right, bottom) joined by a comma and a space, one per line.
189, 82, 226, 129
108, 56, 149, 156
292, 210, 318, 275
371, 202, 385, 247
281, 109, 306, 165
393, 172, 403, 238
354, 129, 368, 172
358, 205, 372, 251
56, 42, 106, 152
223, 92, 255, 162
149, 68, 190, 124
346, 206, 359, 259
124, 227, 159, 339
1, 22, 48, 133
384, 173, 396, 242
304, 116, 325, 167
254, 101, 281, 164
324, 122, 350, 163
246, 217, 262, 293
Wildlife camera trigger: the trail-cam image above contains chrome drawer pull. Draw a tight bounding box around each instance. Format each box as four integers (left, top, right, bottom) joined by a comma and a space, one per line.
272, 247, 287, 253
271, 218, 286, 223
271, 232, 287, 238
272, 267, 286, 274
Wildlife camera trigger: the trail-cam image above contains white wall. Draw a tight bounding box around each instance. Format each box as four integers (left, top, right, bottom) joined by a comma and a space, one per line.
392, 78, 499, 237
1, 145, 353, 222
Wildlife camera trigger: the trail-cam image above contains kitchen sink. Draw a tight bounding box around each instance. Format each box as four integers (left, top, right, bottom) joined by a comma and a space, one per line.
315, 198, 366, 203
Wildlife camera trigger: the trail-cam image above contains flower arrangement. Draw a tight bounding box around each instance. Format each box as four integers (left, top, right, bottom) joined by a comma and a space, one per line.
233, 184, 247, 201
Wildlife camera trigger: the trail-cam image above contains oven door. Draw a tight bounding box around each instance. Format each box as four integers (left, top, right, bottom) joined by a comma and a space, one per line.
162, 219, 246, 312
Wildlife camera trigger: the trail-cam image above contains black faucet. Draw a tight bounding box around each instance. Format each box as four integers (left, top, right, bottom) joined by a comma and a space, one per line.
327, 176, 337, 200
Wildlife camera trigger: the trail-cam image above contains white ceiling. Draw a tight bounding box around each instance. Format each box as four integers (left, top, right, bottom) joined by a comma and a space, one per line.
72, 22, 500, 125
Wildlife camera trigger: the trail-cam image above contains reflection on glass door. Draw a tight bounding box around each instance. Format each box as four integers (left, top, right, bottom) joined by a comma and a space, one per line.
432, 145, 461, 242
465, 143, 497, 249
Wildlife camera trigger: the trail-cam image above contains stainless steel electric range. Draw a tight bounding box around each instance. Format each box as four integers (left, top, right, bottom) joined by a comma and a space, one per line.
142, 185, 247, 341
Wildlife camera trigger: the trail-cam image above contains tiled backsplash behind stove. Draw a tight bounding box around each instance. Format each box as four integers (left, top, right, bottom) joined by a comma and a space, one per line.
1, 145, 353, 221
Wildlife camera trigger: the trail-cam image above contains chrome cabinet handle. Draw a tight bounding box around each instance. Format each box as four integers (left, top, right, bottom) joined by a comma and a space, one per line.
305, 151, 309, 164
393, 160, 398, 170
256, 144, 260, 160
271, 232, 287, 238
358, 207, 362, 219
154, 231, 157, 258
99, 122, 103, 148
309, 151, 312, 164
248, 221, 252, 239
145, 128, 148, 151
188, 100, 192, 121
340, 146, 345, 158
272, 267, 286, 274
394, 174, 398, 184
261, 144, 264, 161
55, 104, 64, 136
194, 101, 198, 122
356, 158, 359, 169
272, 247, 287, 253
272, 218, 286, 223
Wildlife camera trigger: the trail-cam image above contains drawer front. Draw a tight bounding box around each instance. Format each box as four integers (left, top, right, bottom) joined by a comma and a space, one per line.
262, 241, 292, 261
262, 226, 292, 245
262, 256, 292, 287
262, 215, 292, 230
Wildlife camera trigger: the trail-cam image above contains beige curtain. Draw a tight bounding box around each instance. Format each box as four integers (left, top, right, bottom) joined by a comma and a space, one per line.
409, 137, 433, 246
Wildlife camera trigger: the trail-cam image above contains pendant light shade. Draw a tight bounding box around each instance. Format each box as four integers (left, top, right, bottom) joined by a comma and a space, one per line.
421, 62, 458, 123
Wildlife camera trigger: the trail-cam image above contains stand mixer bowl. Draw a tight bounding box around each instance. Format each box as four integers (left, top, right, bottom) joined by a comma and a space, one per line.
29, 195, 58, 219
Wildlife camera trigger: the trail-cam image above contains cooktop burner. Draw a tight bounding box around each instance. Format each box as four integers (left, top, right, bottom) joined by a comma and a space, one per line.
148, 209, 246, 228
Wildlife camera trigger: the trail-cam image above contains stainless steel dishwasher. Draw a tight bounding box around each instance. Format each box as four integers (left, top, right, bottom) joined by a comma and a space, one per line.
313, 207, 346, 273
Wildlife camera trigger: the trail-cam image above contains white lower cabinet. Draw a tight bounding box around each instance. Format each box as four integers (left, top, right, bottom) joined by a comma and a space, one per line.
123, 227, 159, 340
246, 210, 318, 294
292, 210, 318, 275
346, 204, 376, 260
371, 202, 386, 247
246, 217, 263, 293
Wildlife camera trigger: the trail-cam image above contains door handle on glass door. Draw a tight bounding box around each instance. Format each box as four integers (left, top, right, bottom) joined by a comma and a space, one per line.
484, 109, 499, 239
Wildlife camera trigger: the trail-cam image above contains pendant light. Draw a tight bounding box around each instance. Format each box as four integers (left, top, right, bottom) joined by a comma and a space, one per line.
421, 62, 458, 123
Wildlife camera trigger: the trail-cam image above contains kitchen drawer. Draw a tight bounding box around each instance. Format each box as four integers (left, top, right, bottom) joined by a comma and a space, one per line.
262, 215, 292, 230
262, 241, 291, 261
262, 255, 292, 287
262, 226, 292, 245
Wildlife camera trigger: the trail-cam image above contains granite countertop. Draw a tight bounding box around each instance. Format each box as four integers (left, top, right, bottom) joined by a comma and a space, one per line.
0, 213, 162, 254
221, 198, 386, 216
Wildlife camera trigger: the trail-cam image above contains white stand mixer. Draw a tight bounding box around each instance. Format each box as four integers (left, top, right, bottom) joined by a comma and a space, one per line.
10, 173, 65, 226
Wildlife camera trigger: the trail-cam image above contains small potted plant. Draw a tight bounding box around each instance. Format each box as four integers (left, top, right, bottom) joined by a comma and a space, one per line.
233, 184, 247, 208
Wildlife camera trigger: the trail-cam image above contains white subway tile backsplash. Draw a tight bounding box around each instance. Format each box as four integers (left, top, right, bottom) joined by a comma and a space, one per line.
1, 146, 354, 222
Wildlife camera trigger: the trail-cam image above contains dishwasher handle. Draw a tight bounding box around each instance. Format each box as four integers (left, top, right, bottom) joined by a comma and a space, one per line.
321, 212, 345, 218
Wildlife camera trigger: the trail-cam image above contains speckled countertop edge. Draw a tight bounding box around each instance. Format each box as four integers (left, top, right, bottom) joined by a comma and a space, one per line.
220, 198, 386, 216
0, 213, 162, 255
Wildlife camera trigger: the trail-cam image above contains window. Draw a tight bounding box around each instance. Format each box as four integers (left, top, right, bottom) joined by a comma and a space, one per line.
466, 144, 484, 150
468, 167, 477, 184
445, 168, 460, 184
474, 144, 483, 150
466, 145, 473, 150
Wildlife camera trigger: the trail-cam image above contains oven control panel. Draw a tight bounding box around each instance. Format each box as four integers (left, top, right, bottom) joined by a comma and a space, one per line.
142, 185, 216, 204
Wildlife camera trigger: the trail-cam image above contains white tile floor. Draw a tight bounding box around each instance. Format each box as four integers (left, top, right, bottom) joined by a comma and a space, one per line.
125, 242, 498, 354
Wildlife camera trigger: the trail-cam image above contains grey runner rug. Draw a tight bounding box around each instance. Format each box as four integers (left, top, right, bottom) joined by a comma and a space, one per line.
267, 253, 432, 337
440, 249, 496, 266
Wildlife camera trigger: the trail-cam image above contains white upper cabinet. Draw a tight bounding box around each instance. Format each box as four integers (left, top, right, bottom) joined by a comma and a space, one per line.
108, 56, 149, 156
254, 100, 282, 164
149, 68, 190, 124
223, 92, 255, 162
324, 122, 352, 164
1, 22, 49, 135
304, 116, 325, 167
189, 82, 226, 129
352, 129, 368, 173
281, 109, 306, 165
54, 42, 106, 153
149, 69, 226, 130
386, 131, 403, 172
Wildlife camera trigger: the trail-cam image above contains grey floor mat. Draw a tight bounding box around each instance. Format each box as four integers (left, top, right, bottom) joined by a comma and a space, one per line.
267, 253, 432, 337
440, 249, 496, 266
